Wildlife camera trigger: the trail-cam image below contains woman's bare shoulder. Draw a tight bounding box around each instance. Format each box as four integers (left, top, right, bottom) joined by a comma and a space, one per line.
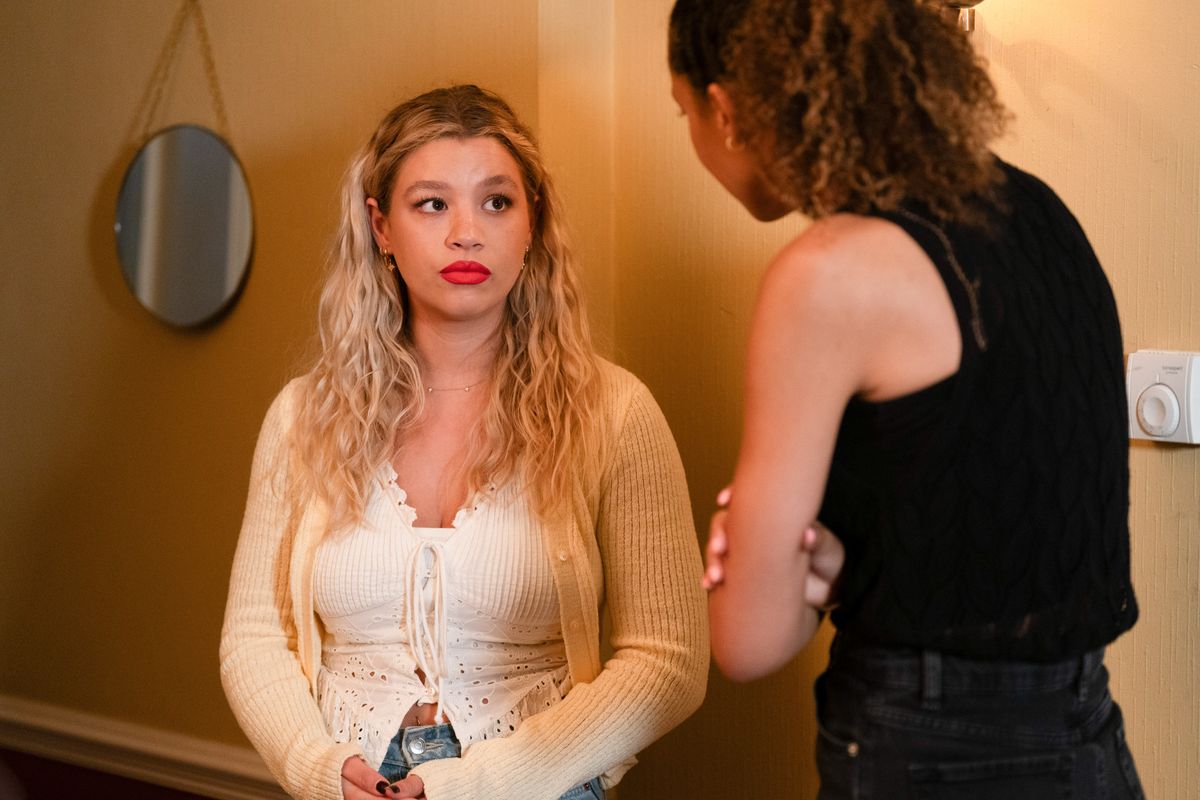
768, 213, 939, 318
763, 213, 959, 401
769, 214, 914, 283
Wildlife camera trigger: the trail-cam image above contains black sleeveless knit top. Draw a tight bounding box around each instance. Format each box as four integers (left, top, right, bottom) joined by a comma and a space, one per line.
821, 160, 1138, 661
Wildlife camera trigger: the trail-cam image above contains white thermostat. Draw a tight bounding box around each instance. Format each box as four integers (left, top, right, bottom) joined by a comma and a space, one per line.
1126, 350, 1200, 444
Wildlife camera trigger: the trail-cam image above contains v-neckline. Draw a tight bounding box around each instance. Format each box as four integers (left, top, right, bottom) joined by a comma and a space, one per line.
380, 463, 478, 530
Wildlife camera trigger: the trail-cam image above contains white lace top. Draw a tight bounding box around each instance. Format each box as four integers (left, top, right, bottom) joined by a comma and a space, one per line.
313, 468, 570, 769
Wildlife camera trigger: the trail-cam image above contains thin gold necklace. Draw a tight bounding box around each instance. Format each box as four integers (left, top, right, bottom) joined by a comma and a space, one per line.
424, 377, 489, 393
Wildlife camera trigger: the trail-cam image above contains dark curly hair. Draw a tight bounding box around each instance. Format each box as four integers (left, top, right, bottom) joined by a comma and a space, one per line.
669, 0, 1010, 223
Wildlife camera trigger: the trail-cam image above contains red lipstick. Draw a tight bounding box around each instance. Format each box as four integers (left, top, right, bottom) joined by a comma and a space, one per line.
440, 260, 491, 285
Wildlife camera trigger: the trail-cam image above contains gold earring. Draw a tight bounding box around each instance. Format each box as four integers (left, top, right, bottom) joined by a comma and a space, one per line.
523, 247, 530, 269
724, 135, 743, 152
381, 248, 396, 272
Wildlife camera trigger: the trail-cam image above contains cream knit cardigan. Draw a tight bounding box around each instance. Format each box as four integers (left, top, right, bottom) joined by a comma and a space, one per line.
220, 361, 709, 800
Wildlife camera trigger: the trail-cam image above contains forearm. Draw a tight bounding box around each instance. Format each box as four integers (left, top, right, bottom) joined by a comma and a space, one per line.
706, 473, 828, 681
221, 538, 359, 800
709, 571, 821, 682
221, 381, 360, 799
220, 637, 359, 800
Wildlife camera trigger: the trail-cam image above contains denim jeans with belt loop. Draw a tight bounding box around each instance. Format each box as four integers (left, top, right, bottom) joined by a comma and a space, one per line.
379, 722, 606, 800
815, 632, 1145, 799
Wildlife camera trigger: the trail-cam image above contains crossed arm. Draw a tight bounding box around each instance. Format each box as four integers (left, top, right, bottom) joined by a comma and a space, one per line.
704, 214, 958, 682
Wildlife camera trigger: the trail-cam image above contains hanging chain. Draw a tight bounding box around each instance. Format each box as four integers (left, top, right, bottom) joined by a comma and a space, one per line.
132, 1, 190, 145
190, 0, 230, 139
132, 0, 230, 146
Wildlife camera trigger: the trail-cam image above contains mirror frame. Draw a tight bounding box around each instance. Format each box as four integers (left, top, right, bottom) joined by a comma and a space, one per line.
114, 124, 254, 328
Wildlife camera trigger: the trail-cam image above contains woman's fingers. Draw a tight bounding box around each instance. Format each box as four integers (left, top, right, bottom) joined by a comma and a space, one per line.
703, 508, 729, 591
703, 486, 733, 591
800, 521, 845, 609
804, 521, 845, 581
386, 774, 426, 798
340, 755, 387, 798
342, 785, 386, 800
716, 485, 732, 509
341, 780, 386, 800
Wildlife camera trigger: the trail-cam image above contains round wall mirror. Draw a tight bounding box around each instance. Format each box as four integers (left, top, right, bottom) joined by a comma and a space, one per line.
115, 124, 253, 327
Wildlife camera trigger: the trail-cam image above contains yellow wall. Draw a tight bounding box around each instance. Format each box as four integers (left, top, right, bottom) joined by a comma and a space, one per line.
608, 3, 820, 796
0, 0, 542, 741
2, 1, 1196, 799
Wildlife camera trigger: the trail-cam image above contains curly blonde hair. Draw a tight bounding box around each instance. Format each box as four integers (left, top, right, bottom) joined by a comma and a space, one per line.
293, 85, 604, 531
669, 0, 1010, 222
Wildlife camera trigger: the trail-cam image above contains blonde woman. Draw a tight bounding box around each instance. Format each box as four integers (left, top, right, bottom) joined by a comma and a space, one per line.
220, 85, 707, 800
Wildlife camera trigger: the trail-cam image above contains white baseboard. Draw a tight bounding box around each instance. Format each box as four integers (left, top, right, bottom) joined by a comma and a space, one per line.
0, 694, 285, 799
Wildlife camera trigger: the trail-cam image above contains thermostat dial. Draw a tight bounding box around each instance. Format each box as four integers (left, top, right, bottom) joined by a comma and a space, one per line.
1136, 383, 1181, 437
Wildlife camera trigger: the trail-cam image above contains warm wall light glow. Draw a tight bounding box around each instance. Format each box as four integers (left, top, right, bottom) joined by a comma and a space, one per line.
944, 0, 984, 32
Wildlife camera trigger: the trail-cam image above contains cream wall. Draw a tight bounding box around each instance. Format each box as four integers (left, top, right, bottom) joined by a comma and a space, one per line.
2, 1, 1197, 798
978, 4, 1200, 795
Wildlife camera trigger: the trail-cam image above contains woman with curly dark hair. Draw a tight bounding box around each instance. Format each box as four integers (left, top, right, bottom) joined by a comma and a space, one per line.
670, 0, 1145, 796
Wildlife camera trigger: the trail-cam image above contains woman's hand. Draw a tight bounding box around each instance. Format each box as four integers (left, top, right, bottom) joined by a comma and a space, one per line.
703, 486, 844, 609
340, 755, 388, 799
799, 522, 843, 609
701, 487, 734, 592
384, 774, 425, 798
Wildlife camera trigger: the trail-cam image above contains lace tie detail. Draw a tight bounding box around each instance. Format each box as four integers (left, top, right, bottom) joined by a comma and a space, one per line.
314, 476, 571, 759
405, 540, 449, 707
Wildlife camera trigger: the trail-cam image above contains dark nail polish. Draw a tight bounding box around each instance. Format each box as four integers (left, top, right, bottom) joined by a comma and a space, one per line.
376, 780, 389, 794
390, 786, 402, 795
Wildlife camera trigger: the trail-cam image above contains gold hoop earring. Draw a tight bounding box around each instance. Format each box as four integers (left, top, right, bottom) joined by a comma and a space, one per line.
522, 246, 529, 270
381, 248, 396, 272
724, 135, 744, 152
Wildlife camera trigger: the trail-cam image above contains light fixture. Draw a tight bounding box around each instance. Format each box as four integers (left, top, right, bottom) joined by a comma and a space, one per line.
944, 0, 983, 33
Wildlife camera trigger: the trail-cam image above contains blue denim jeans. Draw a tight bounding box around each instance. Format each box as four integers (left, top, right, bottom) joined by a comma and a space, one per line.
379, 723, 605, 800
815, 633, 1145, 800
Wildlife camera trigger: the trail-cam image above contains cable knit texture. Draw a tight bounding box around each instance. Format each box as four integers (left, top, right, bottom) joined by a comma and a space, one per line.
220, 360, 708, 800
822, 161, 1138, 661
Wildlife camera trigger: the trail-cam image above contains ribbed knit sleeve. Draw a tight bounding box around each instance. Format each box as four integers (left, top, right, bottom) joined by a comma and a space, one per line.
414, 368, 709, 800
219, 381, 362, 800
